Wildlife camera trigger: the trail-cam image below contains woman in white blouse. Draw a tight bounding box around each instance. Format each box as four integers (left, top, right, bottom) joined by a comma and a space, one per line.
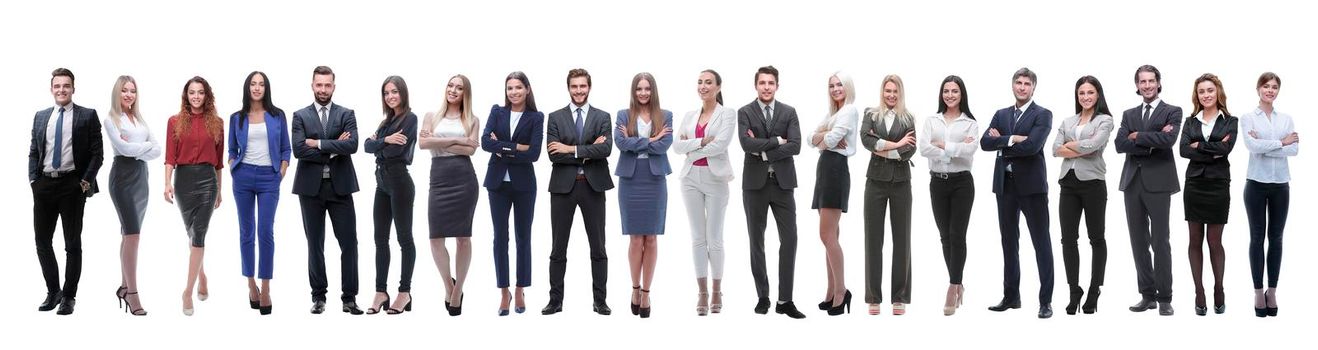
1050, 76, 1114, 315
810, 72, 859, 316
673, 70, 736, 316
1240, 72, 1298, 317
105, 75, 163, 316
918, 75, 979, 316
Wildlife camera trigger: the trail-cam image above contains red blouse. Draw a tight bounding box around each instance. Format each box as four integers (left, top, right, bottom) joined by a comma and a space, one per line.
165, 113, 225, 169
693, 121, 709, 166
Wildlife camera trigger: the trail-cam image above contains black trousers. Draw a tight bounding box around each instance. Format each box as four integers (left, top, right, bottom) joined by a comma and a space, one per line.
743, 175, 798, 301
864, 178, 912, 304
548, 179, 608, 304
1244, 180, 1289, 289
300, 179, 359, 303
930, 172, 974, 284
32, 175, 85, 297
373, 164, 415, 293
1058, 171, 1107, 289
1124, 172, 1174, 302
996, 172, 1054, 304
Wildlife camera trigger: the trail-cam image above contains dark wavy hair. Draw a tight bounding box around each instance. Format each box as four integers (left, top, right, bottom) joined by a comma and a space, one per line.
174, 76, 224, 143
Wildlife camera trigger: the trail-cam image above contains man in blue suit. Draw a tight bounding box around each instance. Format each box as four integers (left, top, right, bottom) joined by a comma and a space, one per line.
981, 68, 1055, 318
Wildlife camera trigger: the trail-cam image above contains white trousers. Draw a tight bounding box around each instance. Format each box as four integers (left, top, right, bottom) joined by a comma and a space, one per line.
681, 166, 730, 279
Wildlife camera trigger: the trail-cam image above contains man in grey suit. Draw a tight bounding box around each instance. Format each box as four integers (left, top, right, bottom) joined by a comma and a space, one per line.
29, 68, 103, 315
1114, 65, 1182, 316
291, 66, 364, 315
737, 66, 805, 319
543, 68, 614, 315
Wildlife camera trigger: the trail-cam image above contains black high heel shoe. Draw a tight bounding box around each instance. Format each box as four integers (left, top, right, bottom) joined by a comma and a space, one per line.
387, 293, 412, 315
1265, 289, 1278, 317
1065, 285, 1084, 315
1081, 286, 1100, 314
366, 294, 390, 315
1213, 288, 1226, 314
447, 294, 464, 316
827, 290, 852, 316
116, 286, 127, 309
124, 291, 147, 316
818, 298, 833, 311
638, 289, 651, 318
631, 285, 641, 315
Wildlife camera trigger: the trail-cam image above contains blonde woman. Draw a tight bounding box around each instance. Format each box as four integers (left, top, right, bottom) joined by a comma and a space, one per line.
105, 75, 162, 316
419, 74, 481, 316
859, 75, 917, 316
811, 72, 858, 316
673, 69, 735, 316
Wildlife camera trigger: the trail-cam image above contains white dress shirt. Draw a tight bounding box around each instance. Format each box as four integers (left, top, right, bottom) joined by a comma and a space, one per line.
1241, 106, 1298, 183
504, 111, 524, 182
870, 110, 901, 159
817, 104, 859, 157
242, 120, 272, 166
43, 103, 76, 173
919, 112, 979, 173
104, 113, 163, 160
635, 118, 652, 159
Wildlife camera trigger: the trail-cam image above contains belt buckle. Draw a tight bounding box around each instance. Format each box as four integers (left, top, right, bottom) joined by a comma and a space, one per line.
932, 172, 949, 180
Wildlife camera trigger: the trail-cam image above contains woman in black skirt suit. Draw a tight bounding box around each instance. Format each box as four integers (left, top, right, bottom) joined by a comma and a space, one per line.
1178, 73, 1238, 316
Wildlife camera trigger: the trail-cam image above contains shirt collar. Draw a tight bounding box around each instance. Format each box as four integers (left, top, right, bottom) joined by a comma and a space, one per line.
315, 101, 332, 113
54, 102, 73, 111
1015, 100, 1033, 114
1194, 109, 1225, 124
756, 99, 775, 113
1145, 99, 1162, 111
571, 102, 590, 114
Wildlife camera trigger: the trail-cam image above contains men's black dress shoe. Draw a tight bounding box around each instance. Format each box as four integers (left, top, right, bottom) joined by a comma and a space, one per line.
987, 299, 1021, 312
775, 301, 806, 319
1038, 304, 1053, 319
55, 298, 76, 315
38, 292, 62, 312
753, 297, 770, 315
311, 300, 326, 314
1129, 299, 1157, 312
541, 301, 563, 315
593, 302, 612, 315
343, 301, 364, 315
1158, 302, 1174, 316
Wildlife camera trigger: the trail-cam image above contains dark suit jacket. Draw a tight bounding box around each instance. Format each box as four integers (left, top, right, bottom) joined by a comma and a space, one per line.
737, 100, 802, 190
1114, 102, 1183, 193
29, 103, 103, 196
546, 105, 614, 193
981, 102, 1053, 195
481, 105, 543, 192
291, 103, 360, 196
860, 108, 916, 182
614, 110, 673, 177
1179, 113, 1238, 179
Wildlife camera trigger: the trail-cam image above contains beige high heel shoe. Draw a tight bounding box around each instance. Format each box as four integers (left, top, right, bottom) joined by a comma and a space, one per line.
710, 291, 723, 314
943, 284, 959, 316
696, 292, 709, 316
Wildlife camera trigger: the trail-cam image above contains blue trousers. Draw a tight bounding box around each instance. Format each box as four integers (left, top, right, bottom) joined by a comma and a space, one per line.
233, 164, 281, 280
489, 184, 536, 288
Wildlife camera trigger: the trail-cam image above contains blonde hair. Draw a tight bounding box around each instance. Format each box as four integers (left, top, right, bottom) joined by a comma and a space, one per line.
108, 75, 143, 129
873, 74, 913, 120
826, 71, 855, 116
626, 72, 664, 138
424, 74, 478, 137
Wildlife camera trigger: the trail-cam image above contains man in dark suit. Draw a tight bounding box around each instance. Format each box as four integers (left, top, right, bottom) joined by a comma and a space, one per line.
1115, 65, 1181, 316
543, 68, 614, 315
29, 68, 102, 315
980, 68, 1055, 318
291, 66, 364, 315
737, 66, 806, 319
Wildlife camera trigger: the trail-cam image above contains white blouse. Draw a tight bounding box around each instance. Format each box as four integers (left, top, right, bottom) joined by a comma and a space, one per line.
103, 113, 162, 160
429, 117, 469, 157
816, 104, 859, 156
1241, 107, 1298, 183
918, 112, 979, 173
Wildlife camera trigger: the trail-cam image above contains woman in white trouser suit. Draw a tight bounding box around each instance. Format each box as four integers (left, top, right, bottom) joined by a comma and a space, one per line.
673, 69, 736, 316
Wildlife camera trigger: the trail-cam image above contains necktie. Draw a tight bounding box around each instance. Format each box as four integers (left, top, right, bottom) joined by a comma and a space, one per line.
764, 105, 773, 128
575, 108, 585, 141
52, 107, 66, 169
1009, 107, 1022, 132
1142, 104, 1152, 129
319, 106, 330, 130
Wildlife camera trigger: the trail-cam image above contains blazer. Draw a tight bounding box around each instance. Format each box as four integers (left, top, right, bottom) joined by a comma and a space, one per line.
860, 108, 917, 182
1050, 114, 1114, 181
737, 100, 802, 190
364, 112, 418, 165
481, 105, 544, 192
981, 102, 1053, 195
614, 109, 673, 178
290, 103, 361, 196
672, 104, 736, 182
28, 103, 103, 197
1179, 112, 1238, 179
227, 110, 292, 173
546, 105, 614, 193
1114, 101, 1183, 193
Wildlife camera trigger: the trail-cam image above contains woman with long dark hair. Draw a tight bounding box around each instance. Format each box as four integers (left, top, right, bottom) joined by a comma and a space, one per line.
364, 76, 418, 314
1240, 72, 1297, 317
918, 75, 978, 316
1050, 75, 1114, 315
481, 71, 543, 316
673, 69, 734, 316
615, 72, 673, 318
227, 71, 291, 315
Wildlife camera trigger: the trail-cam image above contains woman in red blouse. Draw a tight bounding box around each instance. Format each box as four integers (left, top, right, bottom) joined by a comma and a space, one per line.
163, 76, 225, 316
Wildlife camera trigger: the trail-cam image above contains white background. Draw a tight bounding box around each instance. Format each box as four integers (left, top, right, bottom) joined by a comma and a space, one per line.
2, 0, 1309, 348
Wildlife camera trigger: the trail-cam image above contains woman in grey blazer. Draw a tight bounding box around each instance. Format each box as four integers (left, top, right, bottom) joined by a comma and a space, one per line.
859, 74, 917, 316
673, 70, 736, 316
1050, 76, 1114, 315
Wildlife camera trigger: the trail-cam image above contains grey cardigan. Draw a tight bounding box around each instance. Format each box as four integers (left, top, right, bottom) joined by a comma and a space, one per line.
1051, 113, 1114, 181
